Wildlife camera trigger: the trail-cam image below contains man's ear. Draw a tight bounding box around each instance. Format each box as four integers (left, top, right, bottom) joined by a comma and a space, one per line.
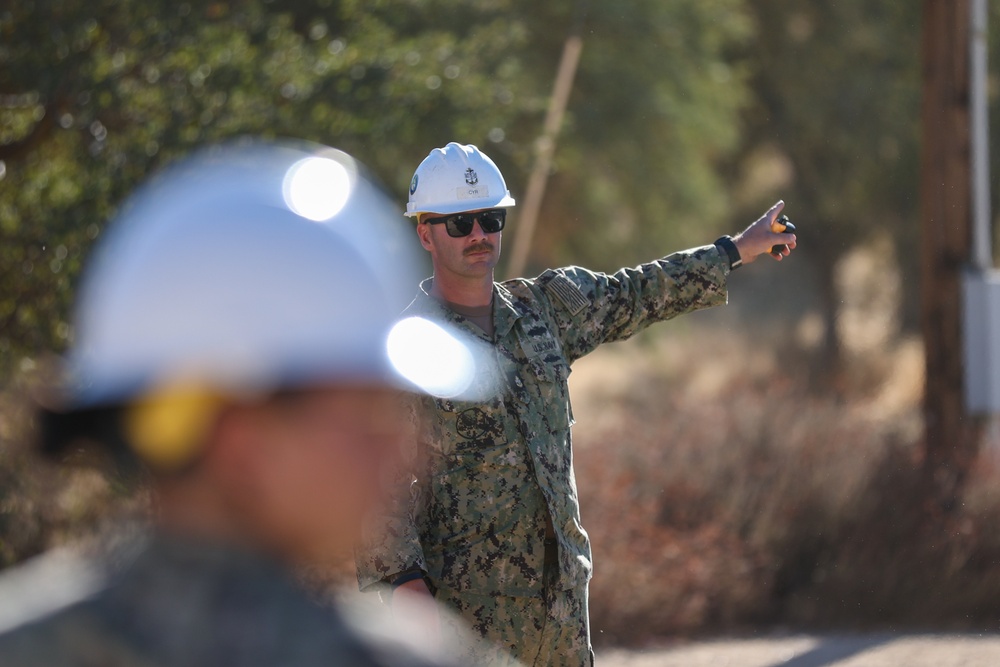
416, 218, 434, 252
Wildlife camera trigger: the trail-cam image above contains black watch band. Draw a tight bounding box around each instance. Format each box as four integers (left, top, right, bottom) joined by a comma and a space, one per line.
714, 235, 743, 270
390, 569, 426, 589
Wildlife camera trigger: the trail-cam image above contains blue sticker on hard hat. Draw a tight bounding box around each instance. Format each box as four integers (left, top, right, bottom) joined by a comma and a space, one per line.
410, 173, 419, 195
464, 168, 478, 185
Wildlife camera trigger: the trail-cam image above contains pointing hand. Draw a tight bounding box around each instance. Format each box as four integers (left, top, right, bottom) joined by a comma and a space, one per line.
733, 200, 798, 264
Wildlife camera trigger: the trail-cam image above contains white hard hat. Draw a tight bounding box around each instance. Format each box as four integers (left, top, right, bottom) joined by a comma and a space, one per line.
63, 141, 422, 411
404, 142, 516, 217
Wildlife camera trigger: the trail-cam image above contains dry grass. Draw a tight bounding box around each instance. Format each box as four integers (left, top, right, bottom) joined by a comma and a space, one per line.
571, 329, 1000, 645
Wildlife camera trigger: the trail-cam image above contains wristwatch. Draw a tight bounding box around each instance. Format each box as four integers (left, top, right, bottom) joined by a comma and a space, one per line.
714, 235, 743, 270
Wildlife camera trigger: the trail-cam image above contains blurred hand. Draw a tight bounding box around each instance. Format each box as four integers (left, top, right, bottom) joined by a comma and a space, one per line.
732, 200, 797, 264
392, 579, 441, 644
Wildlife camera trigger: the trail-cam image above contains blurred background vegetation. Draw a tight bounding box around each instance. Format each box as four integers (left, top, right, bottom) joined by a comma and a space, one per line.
4, 0, 1000, 645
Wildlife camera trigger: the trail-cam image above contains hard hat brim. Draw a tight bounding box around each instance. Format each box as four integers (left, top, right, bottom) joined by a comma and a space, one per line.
404, 194, 516, 218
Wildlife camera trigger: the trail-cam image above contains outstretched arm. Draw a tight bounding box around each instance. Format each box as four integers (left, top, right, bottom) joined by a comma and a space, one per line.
529, 201, 797, 362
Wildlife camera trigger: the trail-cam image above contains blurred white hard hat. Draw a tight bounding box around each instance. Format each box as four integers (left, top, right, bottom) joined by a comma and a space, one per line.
66, 141, 422, 410
404, 142, 515, 217
40, 140, 493, 466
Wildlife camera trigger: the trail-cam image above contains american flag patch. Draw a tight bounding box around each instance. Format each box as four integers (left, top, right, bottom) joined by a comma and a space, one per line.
544, 273, 590, 316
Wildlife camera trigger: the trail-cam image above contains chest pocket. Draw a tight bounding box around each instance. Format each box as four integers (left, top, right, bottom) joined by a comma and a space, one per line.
427, 398, 509, 460
507, 356, 573, 437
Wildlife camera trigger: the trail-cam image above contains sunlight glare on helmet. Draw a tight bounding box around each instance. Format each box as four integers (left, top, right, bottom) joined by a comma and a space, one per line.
387, 317, 476, 398
283, 156, 352, 221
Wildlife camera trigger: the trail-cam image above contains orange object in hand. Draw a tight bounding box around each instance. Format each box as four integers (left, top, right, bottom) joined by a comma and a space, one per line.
770, 214, 796, 256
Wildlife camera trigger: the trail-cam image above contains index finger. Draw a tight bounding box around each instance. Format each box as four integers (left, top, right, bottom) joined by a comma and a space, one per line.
765, 200, 785, 224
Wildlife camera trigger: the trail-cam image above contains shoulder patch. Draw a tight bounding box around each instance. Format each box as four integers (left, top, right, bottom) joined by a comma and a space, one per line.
544, 273, 590, 317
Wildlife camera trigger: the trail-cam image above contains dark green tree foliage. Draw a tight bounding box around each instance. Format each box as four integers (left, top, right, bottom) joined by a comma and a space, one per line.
510, 0, 754, 272
3, 0, 945, 380
0, 0, 536, 375
1, 0, 756, 376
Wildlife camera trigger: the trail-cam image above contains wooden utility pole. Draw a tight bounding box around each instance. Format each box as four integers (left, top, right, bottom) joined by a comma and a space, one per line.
920, 0, 982, 509
506, 34, 583, 279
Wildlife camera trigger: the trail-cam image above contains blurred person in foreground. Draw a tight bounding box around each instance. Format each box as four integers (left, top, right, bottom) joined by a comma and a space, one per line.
0, 142, 484, 666
356, 142, 798, 666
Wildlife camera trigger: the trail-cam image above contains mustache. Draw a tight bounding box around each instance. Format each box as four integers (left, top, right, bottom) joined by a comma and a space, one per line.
464, 242, 494, 255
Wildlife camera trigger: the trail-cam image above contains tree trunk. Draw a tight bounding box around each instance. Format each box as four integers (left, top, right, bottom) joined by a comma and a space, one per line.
809, 249, 844, 393
919, 0, 982, 510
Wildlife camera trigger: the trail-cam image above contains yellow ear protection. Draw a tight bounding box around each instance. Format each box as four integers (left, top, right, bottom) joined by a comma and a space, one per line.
124, 383, 223, 472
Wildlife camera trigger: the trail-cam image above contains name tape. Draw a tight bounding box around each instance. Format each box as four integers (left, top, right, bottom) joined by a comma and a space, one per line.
456, 185, 490, 200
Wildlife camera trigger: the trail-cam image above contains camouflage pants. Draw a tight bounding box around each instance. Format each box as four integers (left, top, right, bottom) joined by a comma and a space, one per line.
435, 570, 593, 667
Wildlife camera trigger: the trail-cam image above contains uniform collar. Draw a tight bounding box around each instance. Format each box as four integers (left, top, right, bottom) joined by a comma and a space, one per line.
492, 282, 524, 338
412, 278, 524, 339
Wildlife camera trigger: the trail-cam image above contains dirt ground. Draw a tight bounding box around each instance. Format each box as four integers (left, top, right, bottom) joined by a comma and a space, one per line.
598, 634, 1000, 667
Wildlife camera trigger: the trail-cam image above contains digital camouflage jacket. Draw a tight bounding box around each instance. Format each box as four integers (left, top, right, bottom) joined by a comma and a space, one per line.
357, 246, 730, 597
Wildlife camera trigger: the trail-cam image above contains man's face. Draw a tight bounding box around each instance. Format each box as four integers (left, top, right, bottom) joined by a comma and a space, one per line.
214, 386, 404, 561
416, 209, 502, 281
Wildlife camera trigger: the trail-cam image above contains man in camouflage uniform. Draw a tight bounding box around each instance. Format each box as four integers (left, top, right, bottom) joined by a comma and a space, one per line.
356, 142, 797, 665
0, 144, 477, 667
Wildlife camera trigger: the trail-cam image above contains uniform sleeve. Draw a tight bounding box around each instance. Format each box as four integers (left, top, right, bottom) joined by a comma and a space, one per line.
355, 397, 428, 593
535, 244, 729, 362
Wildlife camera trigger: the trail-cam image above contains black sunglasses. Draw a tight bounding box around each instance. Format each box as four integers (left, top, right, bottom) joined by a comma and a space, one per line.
424, 209, 506, 237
